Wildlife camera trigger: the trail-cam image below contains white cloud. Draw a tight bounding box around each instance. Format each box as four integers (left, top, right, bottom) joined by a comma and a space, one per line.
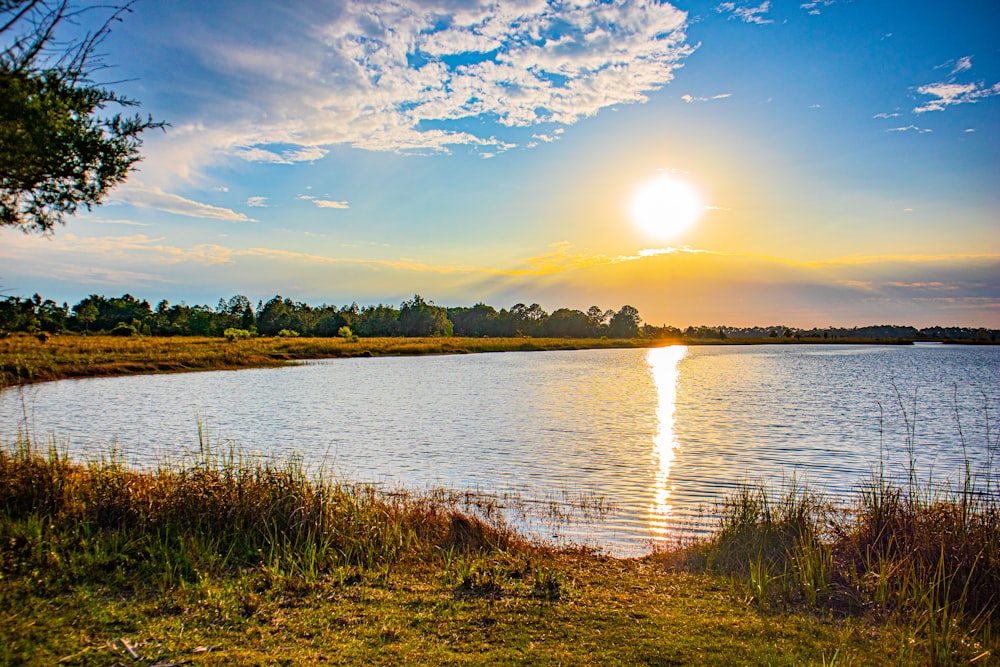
113, 187, 256, 222
887, 125, 932, 134
952, 56, 973, 74
136, 0, 695, 184
914, 81, 1000, 113
682, 92, 731, 103
800, 0, 835, 15
872, 112, 899, 119
717, 1, 773, 25
234, 146, 329, 164
246, 196, 269, 207
313, 199, 350, 209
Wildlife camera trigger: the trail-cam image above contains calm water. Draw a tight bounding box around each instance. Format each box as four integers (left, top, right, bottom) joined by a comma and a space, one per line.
2, 344, 998, 555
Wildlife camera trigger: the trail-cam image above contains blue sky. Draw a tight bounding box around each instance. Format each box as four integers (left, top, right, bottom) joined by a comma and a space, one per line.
2, 0, 998, 327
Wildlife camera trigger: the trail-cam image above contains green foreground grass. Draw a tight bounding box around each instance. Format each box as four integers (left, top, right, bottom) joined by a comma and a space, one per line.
0, 334, 655, 390
1, 439, 997, 666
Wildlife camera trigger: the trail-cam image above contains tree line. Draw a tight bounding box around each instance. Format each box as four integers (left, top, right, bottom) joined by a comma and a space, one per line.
3, 292, 995, 342
0, 293, 646, 339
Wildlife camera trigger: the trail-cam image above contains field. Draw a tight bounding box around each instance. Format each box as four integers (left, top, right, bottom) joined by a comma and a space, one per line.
0, 334, 654, 390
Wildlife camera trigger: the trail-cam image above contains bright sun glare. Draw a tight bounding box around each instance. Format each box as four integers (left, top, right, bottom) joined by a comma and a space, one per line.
629, 175, 703, 240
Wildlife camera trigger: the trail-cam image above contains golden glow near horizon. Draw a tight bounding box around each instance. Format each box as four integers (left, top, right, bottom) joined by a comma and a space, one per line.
629, 174, 704, 241
647, 344, 688, 538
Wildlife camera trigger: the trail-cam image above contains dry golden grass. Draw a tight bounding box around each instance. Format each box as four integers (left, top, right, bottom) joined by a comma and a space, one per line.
0, 333, 654, 389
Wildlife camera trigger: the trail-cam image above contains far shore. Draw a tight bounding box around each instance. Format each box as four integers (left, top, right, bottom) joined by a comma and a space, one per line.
1, 332, 992, 390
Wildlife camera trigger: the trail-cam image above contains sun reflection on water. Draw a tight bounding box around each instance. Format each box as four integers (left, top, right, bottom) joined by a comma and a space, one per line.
647, 345, 688, 539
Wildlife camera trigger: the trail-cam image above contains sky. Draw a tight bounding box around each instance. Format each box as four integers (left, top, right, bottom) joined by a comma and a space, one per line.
2, 0, 998, 328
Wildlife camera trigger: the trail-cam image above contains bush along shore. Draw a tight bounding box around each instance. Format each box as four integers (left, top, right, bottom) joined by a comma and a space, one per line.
1, 437, 997, 665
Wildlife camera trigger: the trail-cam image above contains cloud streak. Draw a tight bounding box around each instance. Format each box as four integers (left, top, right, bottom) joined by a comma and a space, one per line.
113, 187, 256, 222
914, 81, 1000, 113
312, 199, 350, 209
887, 125, 932, 134
681, 93, 731, 103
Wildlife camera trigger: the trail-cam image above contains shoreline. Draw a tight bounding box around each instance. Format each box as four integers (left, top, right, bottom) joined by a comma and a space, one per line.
1, 333, 987, 391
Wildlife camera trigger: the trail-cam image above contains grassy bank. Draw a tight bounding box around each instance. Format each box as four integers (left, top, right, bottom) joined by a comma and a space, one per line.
2, 440, 996, 665
0, 334, 654, 390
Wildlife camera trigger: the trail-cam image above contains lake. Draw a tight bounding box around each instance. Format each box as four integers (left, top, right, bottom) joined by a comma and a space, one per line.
2, 344, 997, 556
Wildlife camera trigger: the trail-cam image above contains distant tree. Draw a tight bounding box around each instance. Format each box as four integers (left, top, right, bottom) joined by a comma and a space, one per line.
0, 295, 38, 333
542, 308, 592, 338
35, 295, 66, 332
508, 302, 548, 336
642, 324, 681, 339
586, 305, 608, 330
399, 294, 453, 337
311, 306, 347, 337
257, 296, 292, 336
353, 304, 400, 337
1, 0, 165, 233
608, 305, 642, 338
448, 302, 499, 337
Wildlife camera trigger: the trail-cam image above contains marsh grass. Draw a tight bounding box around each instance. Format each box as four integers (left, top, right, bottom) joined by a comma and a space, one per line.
2, 437, 996, 664
0, 333, 652, 389
0, 435, 535, 598
662, 383, 1000, 665
674, 469, 999, 665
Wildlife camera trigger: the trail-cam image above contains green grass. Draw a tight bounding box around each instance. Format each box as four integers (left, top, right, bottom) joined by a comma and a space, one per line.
665, 474, 1000, 666
0, 334, 655, 389
2, 437, 997, 665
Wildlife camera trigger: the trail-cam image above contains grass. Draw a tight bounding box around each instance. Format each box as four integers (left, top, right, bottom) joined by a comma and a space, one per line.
0, 334, 655, 389
2, 437, 997, 665
665, 473, 1000, 666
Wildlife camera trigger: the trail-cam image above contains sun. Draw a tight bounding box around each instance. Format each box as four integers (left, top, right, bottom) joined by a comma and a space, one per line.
629, 174, 703, 240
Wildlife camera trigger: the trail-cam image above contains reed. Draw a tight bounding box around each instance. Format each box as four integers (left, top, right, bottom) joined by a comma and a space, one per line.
682, 469, 999, 665
0, 435, 531, 598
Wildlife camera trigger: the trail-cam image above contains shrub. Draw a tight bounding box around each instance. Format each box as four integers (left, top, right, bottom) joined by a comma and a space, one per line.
224, 327, 254, 341
338, 326, 358, 342
110, 323, 138, 337
276, 329, 300, 338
